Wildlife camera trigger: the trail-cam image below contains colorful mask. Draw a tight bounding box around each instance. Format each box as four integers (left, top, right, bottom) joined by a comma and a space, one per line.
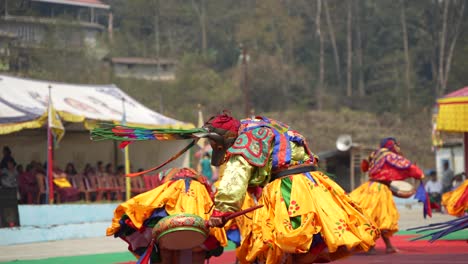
202, 111, 240, 166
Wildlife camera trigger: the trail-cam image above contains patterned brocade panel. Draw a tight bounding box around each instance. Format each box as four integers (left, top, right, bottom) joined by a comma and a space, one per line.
437, 99, 468, 132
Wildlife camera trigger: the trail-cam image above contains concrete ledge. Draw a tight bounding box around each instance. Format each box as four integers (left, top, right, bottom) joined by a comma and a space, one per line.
0, 203, 119, 246
18, 204, 119, 227
0, 221, 110, 246
0, 199, 424, 246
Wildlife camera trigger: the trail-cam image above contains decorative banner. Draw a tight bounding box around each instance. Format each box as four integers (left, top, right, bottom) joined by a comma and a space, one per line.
48, 93, 65, 146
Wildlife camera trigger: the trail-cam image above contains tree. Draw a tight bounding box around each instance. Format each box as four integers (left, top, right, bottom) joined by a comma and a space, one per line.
324, 0, 342, 90
346, 0, 353, 97
400, 0, 411, 109
190, 0, 207, 56
355, 0, 365, 97
316, 0, 324, 110
436, 0, 465, 96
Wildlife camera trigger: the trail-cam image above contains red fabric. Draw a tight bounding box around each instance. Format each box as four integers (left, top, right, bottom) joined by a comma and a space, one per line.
425, 191, 433, 218
248, 186, 263, 199
119, 141, 132, 149
380, 138, 399, 153
202, 235, 221, 251
208, 111, 240, 134
382, 139, 395, 150
454, 187, 468, 209
361, 159, 369, 172
430, 201, 441, 211
370, 163, 423, 182
211, 210, 232, 217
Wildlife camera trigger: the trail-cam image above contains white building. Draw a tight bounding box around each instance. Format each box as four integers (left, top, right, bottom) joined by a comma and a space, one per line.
434, 141, 465, 177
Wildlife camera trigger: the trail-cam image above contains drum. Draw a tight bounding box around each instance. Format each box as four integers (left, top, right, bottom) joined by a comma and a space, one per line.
152, 213, 209, 250
389, 180, 416, 198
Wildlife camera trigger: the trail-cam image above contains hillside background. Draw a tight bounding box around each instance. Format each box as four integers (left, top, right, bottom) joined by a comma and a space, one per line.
3, 0, 468, 170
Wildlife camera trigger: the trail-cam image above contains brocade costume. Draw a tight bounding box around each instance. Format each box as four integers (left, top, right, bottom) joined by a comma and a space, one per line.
107, 168, 227, 264
350, 141, 424, 238
212, 117, 379, 264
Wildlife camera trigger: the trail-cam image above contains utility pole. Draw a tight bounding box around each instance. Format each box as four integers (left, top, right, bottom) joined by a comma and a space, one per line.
239, 44, 250, 117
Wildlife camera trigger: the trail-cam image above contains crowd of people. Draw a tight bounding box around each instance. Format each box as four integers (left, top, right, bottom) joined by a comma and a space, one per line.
424, 161, 466, 212
0, 146, 134, 204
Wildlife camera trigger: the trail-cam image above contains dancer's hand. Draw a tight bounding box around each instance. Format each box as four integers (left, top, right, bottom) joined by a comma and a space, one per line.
208, 216, 225, 227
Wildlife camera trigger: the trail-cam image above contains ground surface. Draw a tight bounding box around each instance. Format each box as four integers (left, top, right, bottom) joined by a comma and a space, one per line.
0, 207, 466, 264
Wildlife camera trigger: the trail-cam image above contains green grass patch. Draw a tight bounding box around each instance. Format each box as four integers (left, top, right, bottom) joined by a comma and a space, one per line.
0, 242, 238, 264
397, 229, 468, 240
0, 252, 135, 264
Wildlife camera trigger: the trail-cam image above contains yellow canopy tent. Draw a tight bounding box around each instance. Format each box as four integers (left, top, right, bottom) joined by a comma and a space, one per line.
435, 86, 468, 175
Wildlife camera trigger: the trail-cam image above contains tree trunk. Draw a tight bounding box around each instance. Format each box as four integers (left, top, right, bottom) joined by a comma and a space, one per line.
191, 0, 207, 56
317, 0, 324, 110
437, 0, 449, 97
154, 0, 161, 80
356, 1, 365, 97
324, 0, 341, 89
442, 1, 465, 94
400, 0, 411, 109
201, 0, 207, 55
346, 0, 353, 97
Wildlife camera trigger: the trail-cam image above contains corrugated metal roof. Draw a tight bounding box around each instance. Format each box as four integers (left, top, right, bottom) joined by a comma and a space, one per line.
32, 0, 110, 9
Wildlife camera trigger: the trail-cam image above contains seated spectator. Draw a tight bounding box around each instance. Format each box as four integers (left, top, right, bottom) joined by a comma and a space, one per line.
64, 162, 79, 188
32, 162, 47, 204
425, 170, 442, 211
53, 167, 80, 203
83, 163, 96, 176
96, 161, 105, 177
18, 163, 38, 204
104, 163, 114, 176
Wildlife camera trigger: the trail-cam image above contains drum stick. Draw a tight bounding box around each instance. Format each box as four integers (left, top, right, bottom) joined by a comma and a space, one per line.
206, 205, 264, 228
224, 205, 264, 221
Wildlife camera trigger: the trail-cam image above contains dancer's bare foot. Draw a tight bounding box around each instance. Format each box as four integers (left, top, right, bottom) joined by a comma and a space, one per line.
381, 233, 398, 254
366, 247, 378, 255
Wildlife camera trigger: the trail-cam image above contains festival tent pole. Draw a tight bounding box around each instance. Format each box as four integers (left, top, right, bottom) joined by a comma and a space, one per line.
124, 146, 131, 200
122, 98, 131, 200
47, 86, 54, 204
46, 85, 65, 204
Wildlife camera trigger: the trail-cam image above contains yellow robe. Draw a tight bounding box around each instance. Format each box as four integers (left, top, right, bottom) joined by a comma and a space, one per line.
350, 181, 399, 237
107, 169, 227, 260
215, 143, 379, 264
441, 179, 468, 217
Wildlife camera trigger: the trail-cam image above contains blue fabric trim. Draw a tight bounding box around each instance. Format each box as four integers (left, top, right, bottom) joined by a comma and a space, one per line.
184, 178, 191, 192
284, 132, 292, 166
240, 117, 293, 170
272, 129, 281, 168
143, 208, 168, 227
311, 233, 324, 248
227, 229, 241, 247
304, 172, 315, 183
289, 135, 304, 145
